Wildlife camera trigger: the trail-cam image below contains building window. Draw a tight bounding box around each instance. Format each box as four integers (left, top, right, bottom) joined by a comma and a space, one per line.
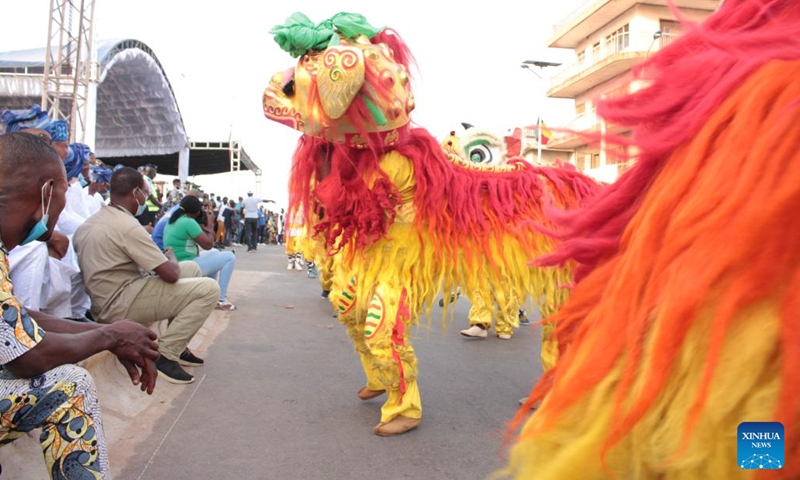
577, 50, 586, 65
575, 102, 585, 116
592, 42, 601, 62
605, 24, 629, 54
591, 154, 600, 169
659, 20, 682, 47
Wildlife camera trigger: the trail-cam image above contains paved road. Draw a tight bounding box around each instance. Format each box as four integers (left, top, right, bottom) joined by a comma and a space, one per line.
117, 244, 544, 480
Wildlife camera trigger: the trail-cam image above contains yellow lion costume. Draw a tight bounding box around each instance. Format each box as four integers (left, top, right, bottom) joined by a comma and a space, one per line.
262, 12, 596, 436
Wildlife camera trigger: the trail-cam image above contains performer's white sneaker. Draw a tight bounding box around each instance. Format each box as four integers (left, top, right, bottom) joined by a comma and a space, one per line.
497, 333, 512, 340
460, 325, 488, 338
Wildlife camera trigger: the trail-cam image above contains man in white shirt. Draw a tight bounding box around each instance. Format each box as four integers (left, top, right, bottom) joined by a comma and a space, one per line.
241, 191, 261, 252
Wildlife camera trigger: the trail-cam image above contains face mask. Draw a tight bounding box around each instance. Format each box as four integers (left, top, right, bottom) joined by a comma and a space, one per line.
78, 173, 89, 188
134, 188, 147, 216
20, 183, 53, 246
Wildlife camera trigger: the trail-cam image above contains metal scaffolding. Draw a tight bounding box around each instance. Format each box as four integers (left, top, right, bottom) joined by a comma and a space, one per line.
42, 0, 97, 144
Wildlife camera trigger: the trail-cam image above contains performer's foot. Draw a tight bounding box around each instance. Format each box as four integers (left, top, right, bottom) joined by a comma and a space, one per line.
373, 416, 421, 436
460, 325, 488, 338
518, 309, 531, 326
497, 333, 512, 340
357, 386, 386, 400
438, 292, 460, 307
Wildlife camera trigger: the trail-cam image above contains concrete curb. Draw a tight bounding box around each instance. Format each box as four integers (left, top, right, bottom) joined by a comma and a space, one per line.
0, 310, 231, 479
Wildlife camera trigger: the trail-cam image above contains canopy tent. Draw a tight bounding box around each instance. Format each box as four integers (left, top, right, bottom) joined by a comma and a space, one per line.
0, 39, 256, 177
102, 141, 262, 177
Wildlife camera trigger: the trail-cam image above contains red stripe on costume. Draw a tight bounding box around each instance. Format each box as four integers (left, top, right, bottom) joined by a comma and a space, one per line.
391, 288, 410, 398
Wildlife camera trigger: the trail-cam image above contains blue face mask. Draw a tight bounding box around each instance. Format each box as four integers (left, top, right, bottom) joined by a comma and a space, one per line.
135, 188, 147, 216
20, 183, 53, 246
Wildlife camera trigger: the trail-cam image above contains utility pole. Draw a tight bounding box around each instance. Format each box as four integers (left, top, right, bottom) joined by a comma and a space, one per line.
42, 0, 97, 145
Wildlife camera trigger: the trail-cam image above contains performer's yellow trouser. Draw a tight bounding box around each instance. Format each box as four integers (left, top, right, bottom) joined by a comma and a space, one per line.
466, 289, 519, 337
318, 255, 335, 293
332, 277, 422, 424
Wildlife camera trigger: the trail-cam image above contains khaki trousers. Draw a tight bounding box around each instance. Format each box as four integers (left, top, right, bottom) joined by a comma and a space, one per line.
125, 262, 220, 360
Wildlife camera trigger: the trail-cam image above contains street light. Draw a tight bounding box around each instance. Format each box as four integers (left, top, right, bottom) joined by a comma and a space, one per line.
521, 60, 561, 165
646, 30, 663, 58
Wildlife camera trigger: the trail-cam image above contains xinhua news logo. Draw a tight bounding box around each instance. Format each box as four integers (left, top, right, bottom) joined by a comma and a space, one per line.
738, 422, 784, 470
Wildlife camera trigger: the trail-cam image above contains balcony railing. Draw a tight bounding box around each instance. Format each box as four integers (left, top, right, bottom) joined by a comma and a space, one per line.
552, 0, 602, 35
546, 111, 600, 146
549, 32, 679, 90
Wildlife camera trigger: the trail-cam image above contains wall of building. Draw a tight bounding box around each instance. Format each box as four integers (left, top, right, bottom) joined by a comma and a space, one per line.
569, 5, 714, 72
548, 2, 718, 182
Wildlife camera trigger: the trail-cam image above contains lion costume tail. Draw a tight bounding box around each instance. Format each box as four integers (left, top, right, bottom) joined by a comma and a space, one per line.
504, 1, 800, 479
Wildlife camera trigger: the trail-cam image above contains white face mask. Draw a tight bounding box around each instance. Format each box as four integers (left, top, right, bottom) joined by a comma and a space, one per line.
20, 182, 53, 246
134, 188, 147, 216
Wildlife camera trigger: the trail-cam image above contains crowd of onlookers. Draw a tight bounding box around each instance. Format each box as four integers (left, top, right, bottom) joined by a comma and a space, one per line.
0, 105, 285, 477
142, 174, 285, 251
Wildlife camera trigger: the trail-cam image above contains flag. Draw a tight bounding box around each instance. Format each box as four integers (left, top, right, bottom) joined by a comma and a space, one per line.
539, 120, 552, 145
530, 120, 553, 145
526, 119, 552, 146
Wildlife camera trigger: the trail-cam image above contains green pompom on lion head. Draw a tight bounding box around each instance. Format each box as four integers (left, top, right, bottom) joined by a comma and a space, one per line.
270, 12, 383, 58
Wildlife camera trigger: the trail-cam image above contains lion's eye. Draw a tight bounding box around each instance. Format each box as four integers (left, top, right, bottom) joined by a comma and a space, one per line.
282, 79, 295, 97
466, 142, 495, 164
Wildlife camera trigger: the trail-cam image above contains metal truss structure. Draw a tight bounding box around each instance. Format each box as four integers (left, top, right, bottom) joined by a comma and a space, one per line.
42, 0, 97, 143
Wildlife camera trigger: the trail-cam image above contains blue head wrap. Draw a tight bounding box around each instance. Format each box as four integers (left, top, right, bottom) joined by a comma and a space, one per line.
92, 166, 112, 184
1, 104, 52, 133
64, 143, 91, 181
47, 120, 69, 142
113, 163, 126, 172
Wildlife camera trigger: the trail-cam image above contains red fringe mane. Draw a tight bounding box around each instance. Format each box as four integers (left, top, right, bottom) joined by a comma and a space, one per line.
288, 127, 598, 264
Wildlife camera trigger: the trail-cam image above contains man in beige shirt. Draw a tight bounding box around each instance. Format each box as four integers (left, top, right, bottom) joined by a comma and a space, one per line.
74, 167, 220, 384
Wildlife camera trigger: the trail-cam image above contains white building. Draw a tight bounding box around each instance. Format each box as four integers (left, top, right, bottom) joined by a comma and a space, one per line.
545, 0, 721, 182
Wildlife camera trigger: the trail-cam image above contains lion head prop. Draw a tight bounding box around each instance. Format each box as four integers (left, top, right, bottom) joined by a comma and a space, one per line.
263, 12, 415, 149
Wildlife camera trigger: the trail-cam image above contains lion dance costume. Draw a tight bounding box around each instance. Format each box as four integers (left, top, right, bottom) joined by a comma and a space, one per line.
262, 12, 596, 436
504, 0, 800, 478
442, 127, 533, 340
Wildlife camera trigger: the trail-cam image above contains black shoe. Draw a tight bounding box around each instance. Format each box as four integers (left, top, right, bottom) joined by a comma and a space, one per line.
438, 293, 459, 308
178, 348, 204, 367
321, 290, 330, 299
156, 356, 194, 384
518, 310, 531, 326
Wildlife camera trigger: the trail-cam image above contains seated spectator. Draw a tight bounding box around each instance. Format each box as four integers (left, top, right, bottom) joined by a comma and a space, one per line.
151, 190, 199, 249
151, 204, 180, 250
163, 196, 237, 311
1, 106, 93, 321
86, 165, 112, 214
74, 167, 220, 384
0, 132, 159, 479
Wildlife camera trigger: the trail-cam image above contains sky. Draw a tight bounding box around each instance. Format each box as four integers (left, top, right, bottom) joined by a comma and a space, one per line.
3, 0, 582, 208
